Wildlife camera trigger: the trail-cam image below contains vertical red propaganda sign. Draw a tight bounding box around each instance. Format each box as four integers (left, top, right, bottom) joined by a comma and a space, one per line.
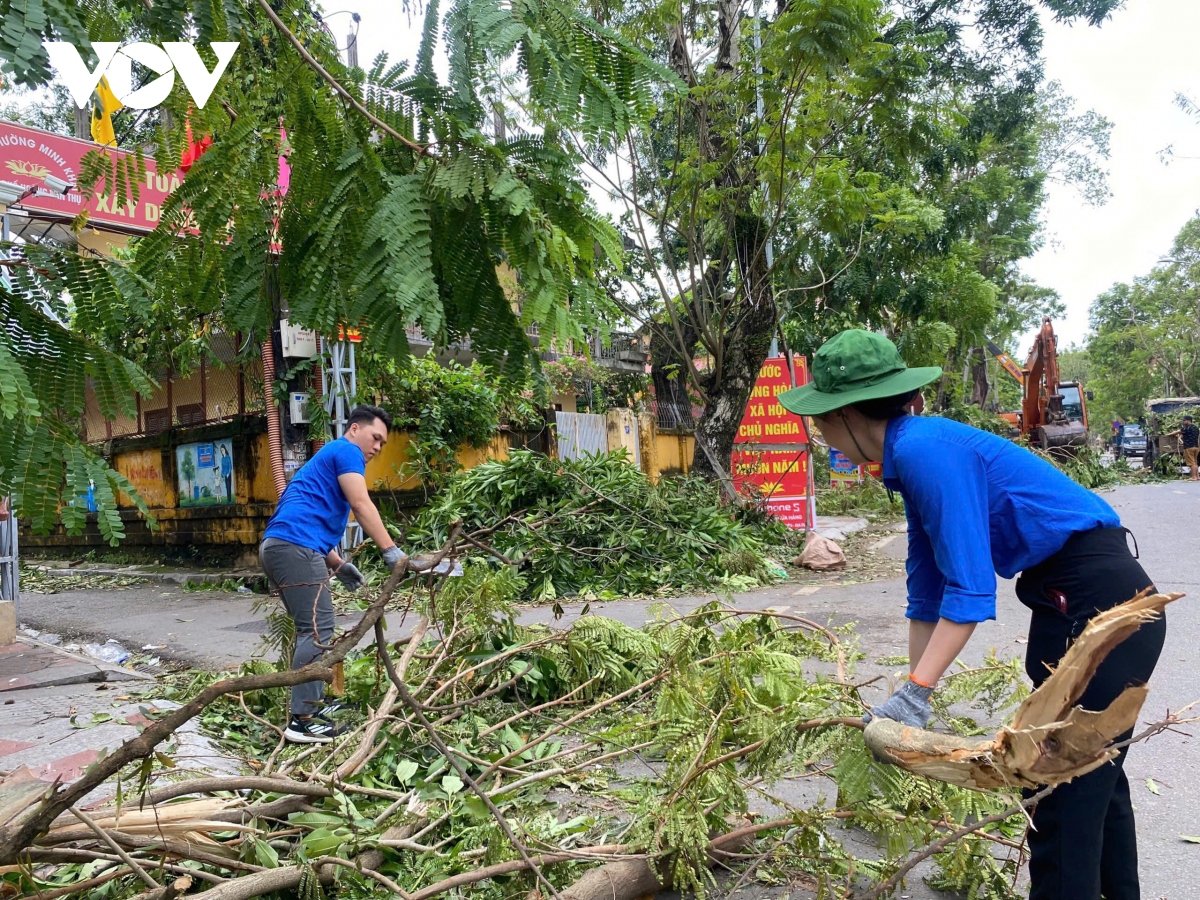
731, 356, 813, 529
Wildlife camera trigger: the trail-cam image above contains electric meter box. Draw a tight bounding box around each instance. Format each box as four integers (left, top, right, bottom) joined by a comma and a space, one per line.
289, 391, 311, 424
281, 319, 318, 357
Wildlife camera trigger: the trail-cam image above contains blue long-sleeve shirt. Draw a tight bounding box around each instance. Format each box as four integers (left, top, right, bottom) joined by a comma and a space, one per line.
882, 415, 1120, 624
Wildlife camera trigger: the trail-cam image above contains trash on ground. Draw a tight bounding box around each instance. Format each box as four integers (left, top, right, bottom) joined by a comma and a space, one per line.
796, 533, 846, 571
80, 640, 132, 665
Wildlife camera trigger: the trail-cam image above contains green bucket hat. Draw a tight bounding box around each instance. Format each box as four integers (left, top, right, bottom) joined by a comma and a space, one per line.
778, 330, 942, 417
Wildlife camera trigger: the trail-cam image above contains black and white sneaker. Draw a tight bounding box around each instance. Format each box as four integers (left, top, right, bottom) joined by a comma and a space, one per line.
284, 716, 345, 744
317, 698, 353, 718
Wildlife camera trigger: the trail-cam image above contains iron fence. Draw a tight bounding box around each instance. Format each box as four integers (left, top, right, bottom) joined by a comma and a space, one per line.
83, 332, 265, 441
648, 400, 701, 432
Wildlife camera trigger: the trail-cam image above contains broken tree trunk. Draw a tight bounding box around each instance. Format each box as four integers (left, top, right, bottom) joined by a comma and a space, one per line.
864, 590, 1182, 790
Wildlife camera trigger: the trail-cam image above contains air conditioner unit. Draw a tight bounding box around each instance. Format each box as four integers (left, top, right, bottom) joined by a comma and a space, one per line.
289, 391, 311, 424
281, 319, 318, 358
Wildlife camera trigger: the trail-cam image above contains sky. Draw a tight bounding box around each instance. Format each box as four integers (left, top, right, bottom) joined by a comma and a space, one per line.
1020, 0, 1200, 350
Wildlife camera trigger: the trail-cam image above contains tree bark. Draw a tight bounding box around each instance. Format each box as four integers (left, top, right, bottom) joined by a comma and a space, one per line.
690, 215, 776, 482
969, 347, 990, 408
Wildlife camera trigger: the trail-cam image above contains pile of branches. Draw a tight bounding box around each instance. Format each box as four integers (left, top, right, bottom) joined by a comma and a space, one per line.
0, 531, 1188, 900
397, 450, 790, 602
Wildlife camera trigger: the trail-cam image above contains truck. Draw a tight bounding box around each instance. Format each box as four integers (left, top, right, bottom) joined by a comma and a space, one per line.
1144, 396, 1200, 473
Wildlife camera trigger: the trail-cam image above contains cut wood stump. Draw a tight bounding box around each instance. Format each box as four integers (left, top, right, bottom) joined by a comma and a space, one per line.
864, 590, 1183, 790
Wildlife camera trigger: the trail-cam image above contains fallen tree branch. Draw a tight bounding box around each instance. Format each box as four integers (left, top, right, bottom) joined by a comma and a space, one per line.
0, 563, 410, 863
856, 782, 1057, 900
69, 807, 159, 891
863, 591, 1185, 790
375, 619, 566, 900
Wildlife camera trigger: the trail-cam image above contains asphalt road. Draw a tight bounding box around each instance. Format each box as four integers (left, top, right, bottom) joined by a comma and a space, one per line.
16, 480, 1200, 897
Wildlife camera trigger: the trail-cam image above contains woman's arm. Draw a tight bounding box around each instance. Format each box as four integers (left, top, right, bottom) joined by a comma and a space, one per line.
908, 619, 935, 669
911, 619, 976, 686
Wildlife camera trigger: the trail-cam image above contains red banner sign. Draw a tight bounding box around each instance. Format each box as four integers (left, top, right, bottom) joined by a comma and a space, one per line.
731, 356, 812, 530
1, 120, 186, 233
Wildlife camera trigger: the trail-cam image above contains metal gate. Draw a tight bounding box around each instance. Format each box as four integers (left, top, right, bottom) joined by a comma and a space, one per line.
0, 501, 18, 606
555, 412, 608, 461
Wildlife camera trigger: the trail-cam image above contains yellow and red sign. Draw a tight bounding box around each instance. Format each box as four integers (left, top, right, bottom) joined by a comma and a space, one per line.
731, 356, 812, 530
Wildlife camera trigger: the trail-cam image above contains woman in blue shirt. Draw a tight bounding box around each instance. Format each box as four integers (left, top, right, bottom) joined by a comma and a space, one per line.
779, 330, 1165, 900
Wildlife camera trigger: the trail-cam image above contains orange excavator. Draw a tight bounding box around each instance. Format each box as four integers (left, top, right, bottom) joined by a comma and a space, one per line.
992, 318, 1089, 451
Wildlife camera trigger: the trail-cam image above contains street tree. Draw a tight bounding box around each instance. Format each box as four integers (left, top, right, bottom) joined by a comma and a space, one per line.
1087, 215, 1200, 423
0, 0, 670, 534
596, 0, 1116, 482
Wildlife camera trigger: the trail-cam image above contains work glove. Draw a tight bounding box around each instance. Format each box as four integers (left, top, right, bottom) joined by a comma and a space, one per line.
863, 679, 934, 729
381, 545, 409, 571
334, 561, 366, 592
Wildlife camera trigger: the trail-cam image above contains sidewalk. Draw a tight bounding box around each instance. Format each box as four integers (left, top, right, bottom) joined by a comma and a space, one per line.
26, 558, 260, 588
0, 638, 235, 807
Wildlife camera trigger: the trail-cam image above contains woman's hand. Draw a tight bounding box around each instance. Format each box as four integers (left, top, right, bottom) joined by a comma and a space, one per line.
864, 680, 934, 728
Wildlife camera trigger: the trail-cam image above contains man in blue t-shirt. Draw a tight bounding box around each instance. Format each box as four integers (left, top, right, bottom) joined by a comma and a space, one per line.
259, 404, 407, 743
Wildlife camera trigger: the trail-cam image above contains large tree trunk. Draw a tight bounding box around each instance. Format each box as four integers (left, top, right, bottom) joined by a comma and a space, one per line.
690, 215, 776, 483
969, 347, 990, 408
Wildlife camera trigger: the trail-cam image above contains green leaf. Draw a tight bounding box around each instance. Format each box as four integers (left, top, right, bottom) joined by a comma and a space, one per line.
441, 774, 464, 796
300, 826, 350, 857
394, 759, 420, 785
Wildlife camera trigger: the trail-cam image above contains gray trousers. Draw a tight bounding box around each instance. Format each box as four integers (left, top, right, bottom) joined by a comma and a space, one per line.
259, 538, 334, 717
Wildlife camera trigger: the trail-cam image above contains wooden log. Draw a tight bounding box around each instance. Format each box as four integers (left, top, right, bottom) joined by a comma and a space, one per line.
864, 590, 1183, 790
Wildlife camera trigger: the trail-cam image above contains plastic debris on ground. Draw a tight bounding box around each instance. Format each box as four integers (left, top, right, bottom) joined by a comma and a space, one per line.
80, 640, 133, 665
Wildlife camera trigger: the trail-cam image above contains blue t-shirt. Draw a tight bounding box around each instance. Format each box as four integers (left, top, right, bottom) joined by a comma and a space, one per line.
263, 438, 366, 554
882, 415, 1120, 625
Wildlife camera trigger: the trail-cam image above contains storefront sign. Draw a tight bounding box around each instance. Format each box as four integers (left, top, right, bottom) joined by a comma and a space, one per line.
731, 356, 812, 529
176, 438, 235, 507
1, 120, 187, 232
829, 448, 882, 487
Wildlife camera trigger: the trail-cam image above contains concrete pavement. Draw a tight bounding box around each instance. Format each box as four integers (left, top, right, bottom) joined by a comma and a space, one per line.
12, 480, 1200, 896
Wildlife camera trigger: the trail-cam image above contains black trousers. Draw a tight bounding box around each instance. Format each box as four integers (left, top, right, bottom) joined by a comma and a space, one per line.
1015, 527, 1166, 900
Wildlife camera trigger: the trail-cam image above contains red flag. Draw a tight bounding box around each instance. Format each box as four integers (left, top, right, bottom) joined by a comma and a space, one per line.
179, 117, 212, 174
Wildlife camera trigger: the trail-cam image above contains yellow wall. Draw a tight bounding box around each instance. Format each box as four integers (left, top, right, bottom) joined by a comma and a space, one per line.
116, 448, 174, 508
360, 431, 514, 490
655, 431, 694, 476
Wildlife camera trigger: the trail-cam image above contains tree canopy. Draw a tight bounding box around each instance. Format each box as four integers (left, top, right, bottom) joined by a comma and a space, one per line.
1086, 215, 1200, 424
0, 0, 672, 537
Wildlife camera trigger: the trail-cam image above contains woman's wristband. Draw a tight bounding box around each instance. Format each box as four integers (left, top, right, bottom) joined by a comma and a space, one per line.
908, 672, 936, 690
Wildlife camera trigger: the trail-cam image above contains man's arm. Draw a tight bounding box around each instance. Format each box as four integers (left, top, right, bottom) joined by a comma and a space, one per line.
337, 472, 397, 551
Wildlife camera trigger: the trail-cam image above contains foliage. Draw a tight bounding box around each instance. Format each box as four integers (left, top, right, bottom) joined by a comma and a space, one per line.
542, 354, 650, 414
1034, 80, 1114, 208
109, 568, 1039, 900
400, 450, 787, 601
0, 242, 155, 543
1032, 444, 1121, 490
1086, 214, 1200, 426
935, 393, 1016, 436
815, 477, 905, 520
0, 0, 672, 534
357, 355, 505, 480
